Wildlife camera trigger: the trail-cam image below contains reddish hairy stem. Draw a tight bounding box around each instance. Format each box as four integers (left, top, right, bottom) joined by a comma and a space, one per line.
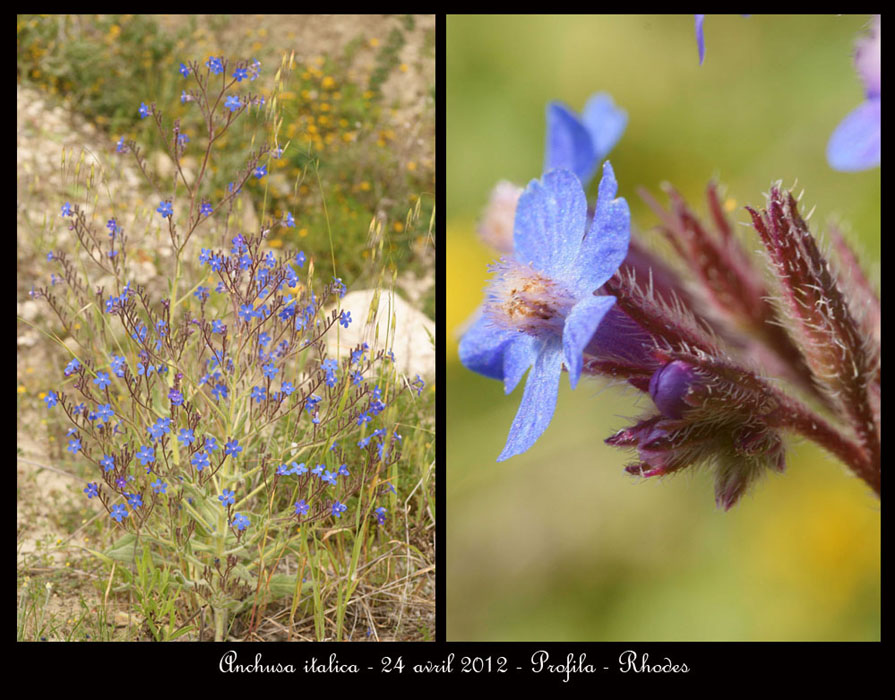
770, 390, 880, 496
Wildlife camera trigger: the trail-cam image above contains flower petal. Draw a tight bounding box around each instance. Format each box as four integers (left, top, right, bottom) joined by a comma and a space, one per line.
503, 333, 541, 395
573, 161, 630, 293
581, 93, 627, 163
458, 312, 514, 380
514, 169, 588, 280
497, 341, 563, 461
695, 14, 706, 65
827, 98, 880, 171
545, 102, 598, 184
562, 295, 617, 388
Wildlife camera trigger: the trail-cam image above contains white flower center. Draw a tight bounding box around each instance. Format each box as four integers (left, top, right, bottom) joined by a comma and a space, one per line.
485, 259, 574, 337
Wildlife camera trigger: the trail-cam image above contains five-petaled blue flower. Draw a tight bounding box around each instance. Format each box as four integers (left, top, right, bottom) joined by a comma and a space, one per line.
231, 513, 250, 531
94, 371, 111, 390
459, 162, 630, 461
110, 503, 128, 522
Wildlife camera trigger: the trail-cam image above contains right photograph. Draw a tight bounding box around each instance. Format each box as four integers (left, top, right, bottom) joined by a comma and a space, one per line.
446, 14, 880, 641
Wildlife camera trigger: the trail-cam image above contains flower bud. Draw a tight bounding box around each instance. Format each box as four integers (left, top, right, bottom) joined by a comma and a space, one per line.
648, 360, 700, 419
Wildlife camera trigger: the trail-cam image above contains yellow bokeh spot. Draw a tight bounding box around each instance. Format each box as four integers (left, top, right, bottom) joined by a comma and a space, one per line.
407, 161, 417, 172
299, 228, 309, 238
321, 76, 335, 89
394, 221, 404, 232
724, 197, 738, 212
268, 239, 283, 249
369, 38, 380, 47
360, 182, 371, 191
400, 63, 409, 72
18, 386, 27, 395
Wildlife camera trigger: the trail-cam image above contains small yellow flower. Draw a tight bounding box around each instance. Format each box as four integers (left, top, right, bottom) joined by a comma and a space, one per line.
321, 76, 335, 89
299, 228, 309, 238
394, 221, 404, 232
407, 161, 417, 172
268, 239, 283, 249
369, 38, 380, 47
360, 181, 371, 192
399, 63, 409, 72
18, 386, 27, 395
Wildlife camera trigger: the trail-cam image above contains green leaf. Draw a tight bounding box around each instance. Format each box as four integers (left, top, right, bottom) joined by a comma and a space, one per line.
104, 533, 138, 563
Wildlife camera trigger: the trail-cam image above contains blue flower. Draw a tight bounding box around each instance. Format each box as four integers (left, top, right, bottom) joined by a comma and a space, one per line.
231, 513, 250, 531
545, 93, 627, 187
459, 163, 630, 461
110, 503, 128, 522
827, 15, 880, 171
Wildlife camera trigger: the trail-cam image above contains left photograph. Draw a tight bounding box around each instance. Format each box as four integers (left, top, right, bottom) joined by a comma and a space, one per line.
17, 14, 435, 641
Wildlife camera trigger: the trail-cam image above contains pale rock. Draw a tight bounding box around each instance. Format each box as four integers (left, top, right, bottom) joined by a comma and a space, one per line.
132, 260, 158, 285
240, 198, 260, 236
151, 150, 176, 182
326, 289, 434, 379
19, 300, 41, 323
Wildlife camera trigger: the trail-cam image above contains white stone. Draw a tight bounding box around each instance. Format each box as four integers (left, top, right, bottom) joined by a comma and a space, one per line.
326, 289, 434, 379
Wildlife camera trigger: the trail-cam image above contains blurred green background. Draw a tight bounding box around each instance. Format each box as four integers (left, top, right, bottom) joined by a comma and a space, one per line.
447, 14, 879, 641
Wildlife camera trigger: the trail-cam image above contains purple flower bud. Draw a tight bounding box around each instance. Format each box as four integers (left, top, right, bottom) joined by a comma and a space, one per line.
648, 360, 700, 419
